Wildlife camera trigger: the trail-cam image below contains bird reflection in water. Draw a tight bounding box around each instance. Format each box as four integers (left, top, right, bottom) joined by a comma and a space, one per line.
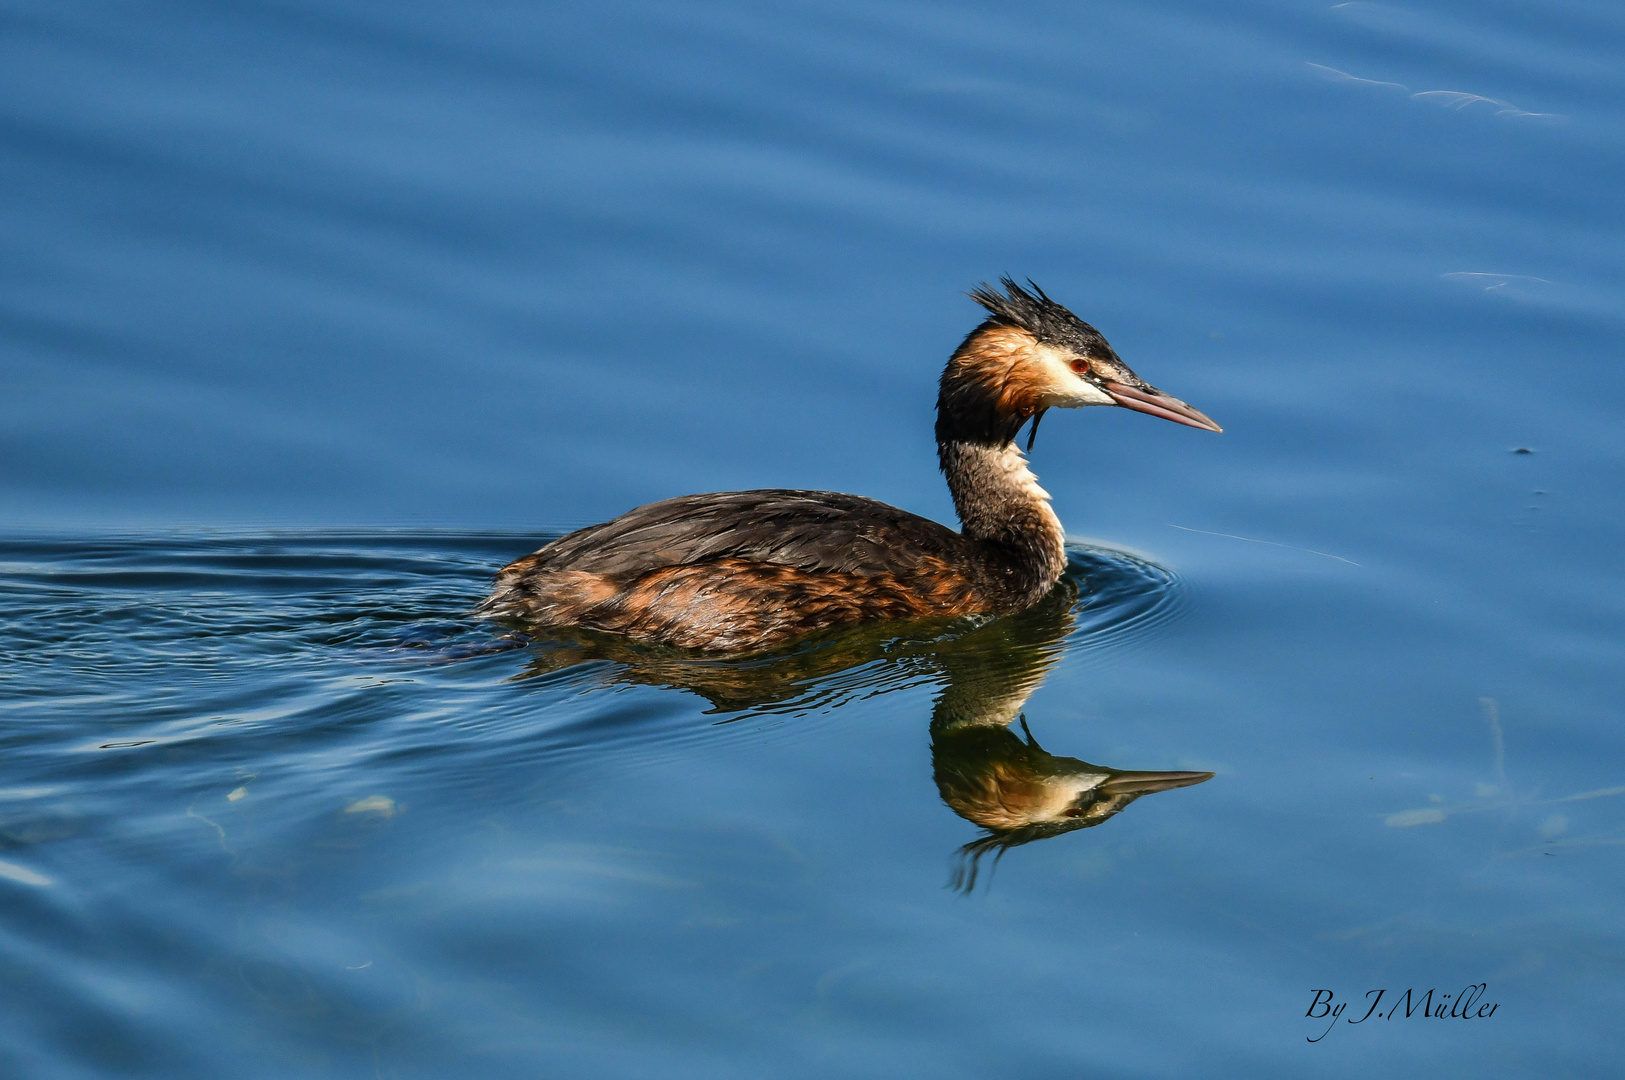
932, 706, 1210, 893
921, 579, 1211, 891
501, 548, 1211, 890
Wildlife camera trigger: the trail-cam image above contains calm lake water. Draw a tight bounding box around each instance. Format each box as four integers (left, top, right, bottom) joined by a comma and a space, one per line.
3, 0, 1623, 1076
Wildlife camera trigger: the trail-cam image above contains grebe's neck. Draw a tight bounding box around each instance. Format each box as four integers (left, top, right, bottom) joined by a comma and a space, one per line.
938, 438, 1068, 602
935, 318, 1081, 603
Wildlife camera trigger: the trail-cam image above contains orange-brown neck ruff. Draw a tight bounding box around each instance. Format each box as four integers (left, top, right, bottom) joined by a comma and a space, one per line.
937, 325, 1051, 448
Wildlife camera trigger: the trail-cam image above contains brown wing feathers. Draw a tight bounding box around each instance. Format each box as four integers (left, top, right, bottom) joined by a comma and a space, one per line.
520, 491, 970, 579
478, 490, 986, 649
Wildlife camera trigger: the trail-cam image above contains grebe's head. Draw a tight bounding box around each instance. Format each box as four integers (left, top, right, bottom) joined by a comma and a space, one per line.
937, 278, 1222, 447
934, 722, 1213, 835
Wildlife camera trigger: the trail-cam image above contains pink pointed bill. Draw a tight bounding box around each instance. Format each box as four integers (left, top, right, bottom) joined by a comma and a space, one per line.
1097, 770, 1215, 796
1103, 382, 1223, 432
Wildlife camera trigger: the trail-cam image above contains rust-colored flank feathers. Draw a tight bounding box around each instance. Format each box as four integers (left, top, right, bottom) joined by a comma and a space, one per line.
479, 279, 1220, 651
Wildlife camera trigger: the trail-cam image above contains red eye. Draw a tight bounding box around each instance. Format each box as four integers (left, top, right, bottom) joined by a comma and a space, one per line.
1070, 359, 1090, 374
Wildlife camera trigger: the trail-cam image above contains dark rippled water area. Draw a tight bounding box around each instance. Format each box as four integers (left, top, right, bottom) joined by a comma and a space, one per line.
6, 0, 1625, 1074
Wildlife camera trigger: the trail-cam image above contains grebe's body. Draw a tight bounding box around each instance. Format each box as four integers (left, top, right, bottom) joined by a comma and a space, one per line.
480, 480, 1052, 651
479, 281, 1219, 650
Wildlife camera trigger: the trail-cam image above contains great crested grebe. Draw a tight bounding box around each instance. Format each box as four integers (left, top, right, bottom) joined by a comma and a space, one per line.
479, 279, 1220, 650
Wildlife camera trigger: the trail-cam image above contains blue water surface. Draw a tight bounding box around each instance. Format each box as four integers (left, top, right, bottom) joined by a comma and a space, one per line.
3, 0, 1623, 1076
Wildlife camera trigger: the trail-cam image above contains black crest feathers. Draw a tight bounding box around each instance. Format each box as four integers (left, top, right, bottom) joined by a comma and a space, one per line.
967, 277, 1112, 355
